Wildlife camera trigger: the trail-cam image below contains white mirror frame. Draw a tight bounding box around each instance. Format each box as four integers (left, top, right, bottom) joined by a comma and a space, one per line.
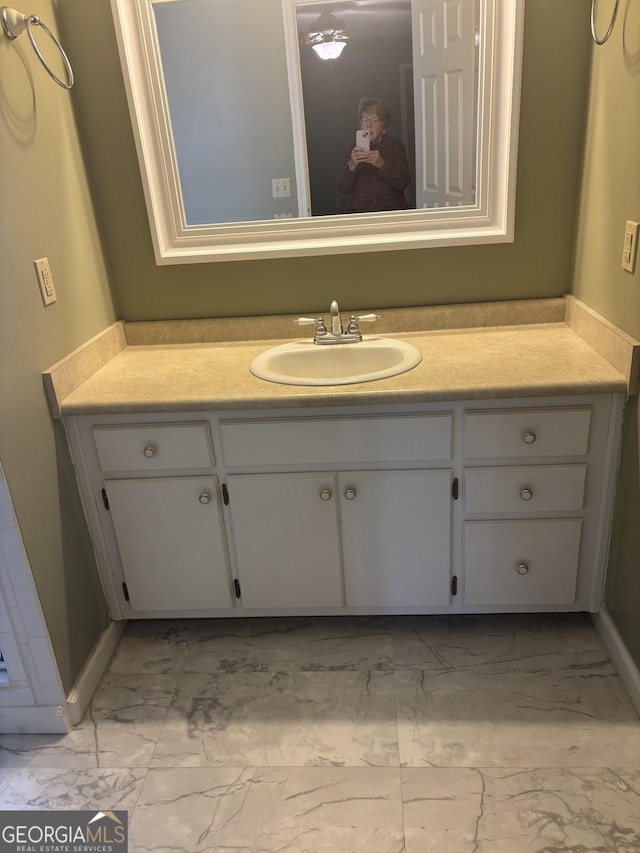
110, 0, 525, 265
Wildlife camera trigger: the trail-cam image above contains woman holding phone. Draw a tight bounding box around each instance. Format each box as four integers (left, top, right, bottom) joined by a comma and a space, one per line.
338, 97, 411, 213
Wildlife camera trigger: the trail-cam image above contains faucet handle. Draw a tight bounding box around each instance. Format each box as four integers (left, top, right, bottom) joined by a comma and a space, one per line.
346, 313, 381, 334
294, 316, 322, 326
294, 316, 327, 336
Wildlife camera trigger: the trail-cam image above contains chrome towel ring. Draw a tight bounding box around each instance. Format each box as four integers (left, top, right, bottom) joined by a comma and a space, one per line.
591, 0, 619, 45
1, 5, 74, 89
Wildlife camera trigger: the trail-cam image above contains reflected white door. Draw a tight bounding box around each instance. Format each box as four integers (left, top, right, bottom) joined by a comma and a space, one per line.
412, 0, 477, 208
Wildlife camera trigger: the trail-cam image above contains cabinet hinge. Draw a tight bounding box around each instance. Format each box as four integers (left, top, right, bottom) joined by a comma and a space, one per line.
222, 483, 229, 506
452, 477, 459, 500
233, 578, 241, 599
122, 582, 130, 602
101, 488, 110, 510
451, 575, 458, 596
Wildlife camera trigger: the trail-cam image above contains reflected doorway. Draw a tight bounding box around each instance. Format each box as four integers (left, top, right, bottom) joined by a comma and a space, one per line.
294, 0, 479, 216
297, 1, 415, 215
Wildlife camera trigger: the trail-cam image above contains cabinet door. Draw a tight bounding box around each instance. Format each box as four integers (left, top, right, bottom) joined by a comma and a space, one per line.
340, 470, 452, 607
104, 477, 232, 612
227, 473, 343, 608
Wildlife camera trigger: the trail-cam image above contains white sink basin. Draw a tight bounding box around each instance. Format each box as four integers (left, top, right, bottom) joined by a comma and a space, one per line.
250, 337, 422, 386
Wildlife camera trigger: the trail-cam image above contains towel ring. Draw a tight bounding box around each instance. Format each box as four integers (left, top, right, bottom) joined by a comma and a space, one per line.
1, 6, 74, 89
591, 0, 619, 45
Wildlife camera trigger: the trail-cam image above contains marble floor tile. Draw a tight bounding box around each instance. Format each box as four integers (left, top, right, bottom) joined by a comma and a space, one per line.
2, 613, 638, 851
109, 620, 194, 674
401, 767, 640, 852
152, 669, 399, 768
391, 612, 609, 672
0, 730, 101, 770
130, 766, 405, 853
182, 614, 395, 672
401, 767, 485, 851
83, 673, 178, 767
0, 674, 178, 770
396, 666, 640, 767
0, 768, 146, 810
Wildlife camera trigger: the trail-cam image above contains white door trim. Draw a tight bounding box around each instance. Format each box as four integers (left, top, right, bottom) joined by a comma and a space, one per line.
0, 459, 67, 734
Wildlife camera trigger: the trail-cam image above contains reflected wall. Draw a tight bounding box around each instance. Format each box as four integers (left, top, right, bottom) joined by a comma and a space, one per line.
155, 0, 297, 224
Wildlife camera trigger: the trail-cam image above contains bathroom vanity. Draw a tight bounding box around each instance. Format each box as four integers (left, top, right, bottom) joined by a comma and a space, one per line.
45, 298, 639, 621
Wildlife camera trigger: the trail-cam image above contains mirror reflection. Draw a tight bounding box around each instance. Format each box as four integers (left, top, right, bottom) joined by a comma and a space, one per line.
152, 0, 480, 226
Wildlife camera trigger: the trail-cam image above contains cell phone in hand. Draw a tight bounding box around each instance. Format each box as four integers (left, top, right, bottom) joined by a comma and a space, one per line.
356, 130, 370, 151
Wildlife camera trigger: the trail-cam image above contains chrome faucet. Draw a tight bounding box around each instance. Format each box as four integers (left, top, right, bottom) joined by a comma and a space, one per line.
294, 299, 380, 345
330, 300, 343, 336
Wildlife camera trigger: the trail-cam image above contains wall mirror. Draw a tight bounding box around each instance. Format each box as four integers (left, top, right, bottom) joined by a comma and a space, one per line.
110, 0, 524, 264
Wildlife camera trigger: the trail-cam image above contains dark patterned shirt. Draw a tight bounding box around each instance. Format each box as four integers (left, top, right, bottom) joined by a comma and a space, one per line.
338, 135, 411, 213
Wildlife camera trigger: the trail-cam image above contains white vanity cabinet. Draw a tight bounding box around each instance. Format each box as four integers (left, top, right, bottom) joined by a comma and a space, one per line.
226, 468, 453, 609
461, 405, 611, 609
82, 420, 234, 615
220, 413, 454, 610
66, 393, 623, 619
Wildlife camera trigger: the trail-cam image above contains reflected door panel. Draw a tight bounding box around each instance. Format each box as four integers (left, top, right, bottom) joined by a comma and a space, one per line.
413, 0, 477, 208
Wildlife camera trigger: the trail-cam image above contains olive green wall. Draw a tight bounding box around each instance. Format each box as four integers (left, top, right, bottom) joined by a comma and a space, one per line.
571, 2, 640, 668
58, 0, 592, 321
0, 0, 115, 691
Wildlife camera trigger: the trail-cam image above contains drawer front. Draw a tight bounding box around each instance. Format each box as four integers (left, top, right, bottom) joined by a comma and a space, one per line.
463, 407, 592, 458
93, 423, 214, 472
464, 465, 587, 514
221, 413, 453, 467
463, 519, 582, 605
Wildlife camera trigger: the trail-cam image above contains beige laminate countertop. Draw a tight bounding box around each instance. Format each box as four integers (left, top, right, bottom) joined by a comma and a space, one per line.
46, 318, 636, 417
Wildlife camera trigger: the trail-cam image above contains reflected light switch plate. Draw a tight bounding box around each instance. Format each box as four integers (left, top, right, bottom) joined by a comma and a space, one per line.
272, 178, 291, 198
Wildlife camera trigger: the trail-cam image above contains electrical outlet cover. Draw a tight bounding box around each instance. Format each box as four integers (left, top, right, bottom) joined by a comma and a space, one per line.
34, 257, 57, 305
622, 220, 639, 273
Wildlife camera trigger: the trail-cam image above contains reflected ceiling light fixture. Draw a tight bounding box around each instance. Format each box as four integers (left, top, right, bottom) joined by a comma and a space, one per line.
304, 11, 349, 60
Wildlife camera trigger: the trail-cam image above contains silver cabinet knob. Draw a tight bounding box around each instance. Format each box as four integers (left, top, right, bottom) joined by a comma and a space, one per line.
520, 488, 533, 501
143, 445, 157, 458
320, 489, 332, 501
516, 563, 530, 575
522, 431, 536, 445
198, 492, 211, 504
344, 488, 357, 500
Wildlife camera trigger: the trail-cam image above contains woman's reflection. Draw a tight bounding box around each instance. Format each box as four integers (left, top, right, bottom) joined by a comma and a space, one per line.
338, 97, 411, 213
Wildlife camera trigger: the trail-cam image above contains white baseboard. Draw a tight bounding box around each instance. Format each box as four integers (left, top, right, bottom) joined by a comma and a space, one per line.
592, 609, 640, 717
65, 620, 127, 727
0, 704, 69, 734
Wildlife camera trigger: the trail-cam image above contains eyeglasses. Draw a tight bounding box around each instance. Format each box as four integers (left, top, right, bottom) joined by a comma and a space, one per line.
359, 116, 383, 126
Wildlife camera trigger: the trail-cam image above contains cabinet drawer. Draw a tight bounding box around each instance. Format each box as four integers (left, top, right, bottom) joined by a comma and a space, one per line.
221, 413, 453, 467
93, 423, 214, 472
464, 465, 587, 514
463, 407, 591, 458
463, 519, 581, 605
